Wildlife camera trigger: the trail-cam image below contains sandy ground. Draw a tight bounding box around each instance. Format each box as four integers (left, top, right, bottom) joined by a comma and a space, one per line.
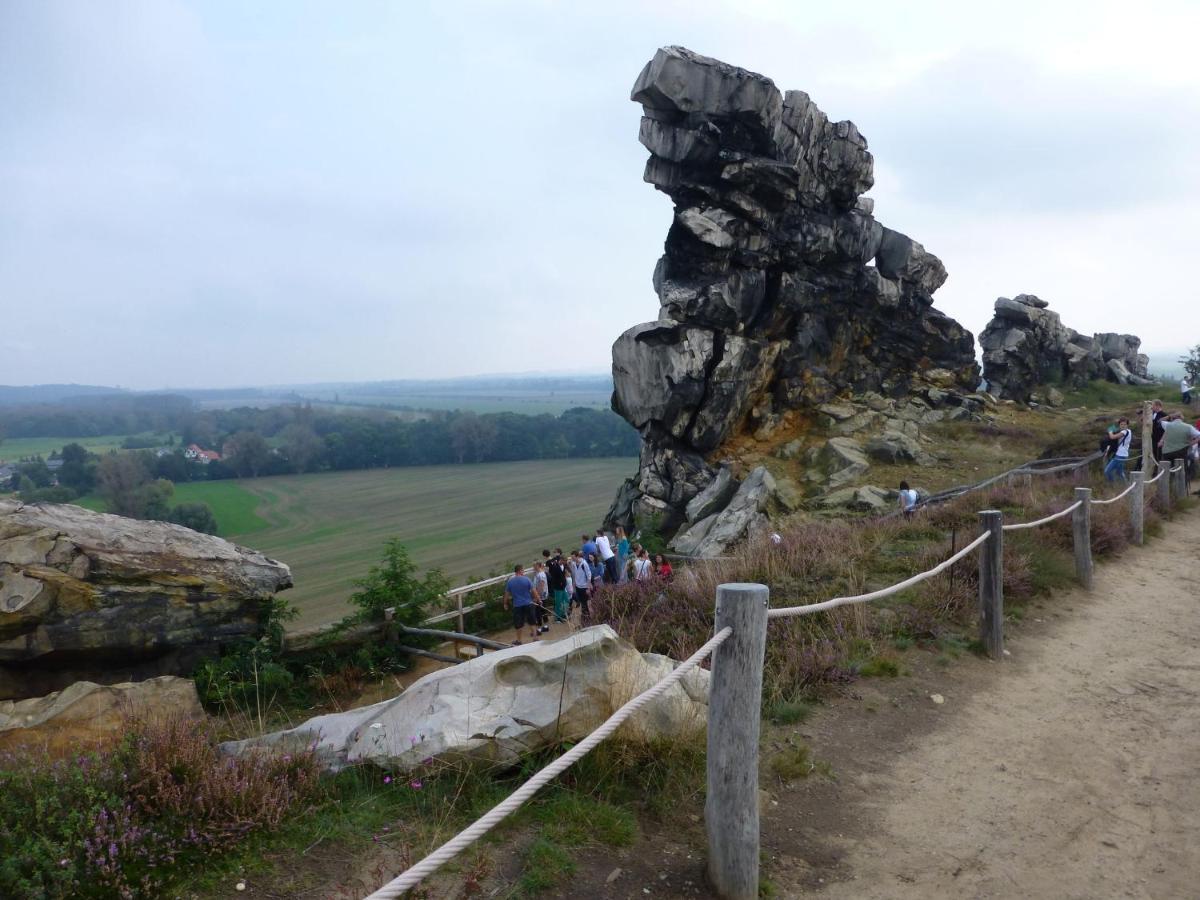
803, 508, 1200, 900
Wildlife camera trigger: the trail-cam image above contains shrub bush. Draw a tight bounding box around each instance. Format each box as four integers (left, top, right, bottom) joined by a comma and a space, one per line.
0, 715, 321, 899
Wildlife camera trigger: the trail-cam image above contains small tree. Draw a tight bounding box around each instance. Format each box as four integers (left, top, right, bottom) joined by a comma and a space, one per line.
1178, 345, 1200, 382
169, 501, 218, 534
349, 538, 449, 625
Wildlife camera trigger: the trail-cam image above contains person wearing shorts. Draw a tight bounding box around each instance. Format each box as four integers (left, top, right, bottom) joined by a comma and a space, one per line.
504, 564, 539, 644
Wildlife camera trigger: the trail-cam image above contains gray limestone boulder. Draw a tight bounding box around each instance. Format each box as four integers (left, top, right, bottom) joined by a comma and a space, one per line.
684, 465, 737, 524
0, 500, 291, 701
818, 485, 892, 511
671, 466, 777, 557
865, 431, 936, 466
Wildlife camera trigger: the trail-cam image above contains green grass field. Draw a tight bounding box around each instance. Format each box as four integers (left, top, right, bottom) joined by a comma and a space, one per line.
155, 459, 635, 629
0, 433, 174, 461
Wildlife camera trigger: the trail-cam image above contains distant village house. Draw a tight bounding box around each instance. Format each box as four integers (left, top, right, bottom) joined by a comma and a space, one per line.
184, 444, 221, 463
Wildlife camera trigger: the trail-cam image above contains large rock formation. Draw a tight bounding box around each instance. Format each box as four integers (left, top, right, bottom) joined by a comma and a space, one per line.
222, 625, 708, 773
980, 294, 1154, 400
0, 500, 292, 700
607, 47, 978, 544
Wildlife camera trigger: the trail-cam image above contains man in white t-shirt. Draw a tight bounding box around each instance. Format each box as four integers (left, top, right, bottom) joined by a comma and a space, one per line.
1183, 377, 1193, 406
898, 481, 919, 519
595, 531, 618, 583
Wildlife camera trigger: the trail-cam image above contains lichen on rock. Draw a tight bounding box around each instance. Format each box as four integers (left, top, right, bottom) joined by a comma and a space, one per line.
0, 499, 292, 700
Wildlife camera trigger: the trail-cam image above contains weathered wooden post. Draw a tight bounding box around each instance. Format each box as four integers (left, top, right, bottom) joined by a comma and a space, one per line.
1173, 464, 1188, 502
1141, 400, 1155, 480
1130, 470, 1145, 546
706, 583, 769, 900
1072, 487, 1093, 590
455, 591, 466, 633
1157, 461, 1171, 512
977, 510, 1004, 659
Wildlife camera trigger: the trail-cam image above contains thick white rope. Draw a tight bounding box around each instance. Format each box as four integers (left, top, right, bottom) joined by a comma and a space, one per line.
1002, 500, 1082, 532
765, 531, 990, 620
1146, 468, 1165, 484
365, 626, 734, 899
1171, 464, 1184, 473
1091, 480, 1139, 505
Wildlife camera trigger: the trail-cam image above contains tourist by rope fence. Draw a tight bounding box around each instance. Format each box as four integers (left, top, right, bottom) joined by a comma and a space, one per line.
361, 435, 1192, 898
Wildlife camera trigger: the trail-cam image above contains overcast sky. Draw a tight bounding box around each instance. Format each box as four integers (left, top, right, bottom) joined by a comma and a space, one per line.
1, 0, 1196, 389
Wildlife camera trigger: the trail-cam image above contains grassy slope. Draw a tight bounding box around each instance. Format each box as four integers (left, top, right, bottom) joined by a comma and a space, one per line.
166, 458, 635, 629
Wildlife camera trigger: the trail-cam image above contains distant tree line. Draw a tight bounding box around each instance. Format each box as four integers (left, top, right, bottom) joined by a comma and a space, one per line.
3, 401, 639, 531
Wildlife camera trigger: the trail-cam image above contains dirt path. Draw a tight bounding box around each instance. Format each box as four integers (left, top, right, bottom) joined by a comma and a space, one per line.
794, 507, 1200, 900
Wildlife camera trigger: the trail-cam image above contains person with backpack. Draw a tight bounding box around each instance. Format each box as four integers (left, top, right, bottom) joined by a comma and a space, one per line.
633, 548, 653, 581
1104, 417, 1133, 483
531, 560, 550, 635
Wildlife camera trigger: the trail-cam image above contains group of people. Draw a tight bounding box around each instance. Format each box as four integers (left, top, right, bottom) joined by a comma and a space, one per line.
1100, 399, 1200, 485
502, 527, 675, 644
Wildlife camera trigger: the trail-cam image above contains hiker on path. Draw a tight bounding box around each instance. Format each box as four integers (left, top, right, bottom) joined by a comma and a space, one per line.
616, 526, 631, 583
1104, 417, 1133, 483
1151, 400, 1168, 462
531, 560, 550, 635
633, 548, 653, 581
587, 551, 604, 589
1159, 412, 1200, 489
1182, 376, 1193, 406
546, 548, 570, 624
654, 553, 673, 582
503, 564, 539, 645
569, 550, 592, 623
596, 530, 619, 583
898, 481, 920, 519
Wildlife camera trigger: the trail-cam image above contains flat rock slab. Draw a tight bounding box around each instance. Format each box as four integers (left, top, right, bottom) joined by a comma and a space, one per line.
221, 625, 709, 773
0, 499, 291, 700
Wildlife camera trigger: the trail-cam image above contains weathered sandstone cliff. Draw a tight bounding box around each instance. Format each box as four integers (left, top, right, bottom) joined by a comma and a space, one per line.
607, 47, 978, 544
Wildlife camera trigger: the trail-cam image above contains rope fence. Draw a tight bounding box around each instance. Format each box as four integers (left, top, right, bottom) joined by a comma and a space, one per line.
365, 626, 734, 899
361, 399, 1196, 899
766, 531, 990, 620
1002, 500, 1082, 531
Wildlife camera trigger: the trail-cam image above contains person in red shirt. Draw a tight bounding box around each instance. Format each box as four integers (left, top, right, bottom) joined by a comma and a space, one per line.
654, 554, 673, 582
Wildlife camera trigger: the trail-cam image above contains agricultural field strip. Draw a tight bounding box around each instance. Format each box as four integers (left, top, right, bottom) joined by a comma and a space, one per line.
180, 458, 634, 629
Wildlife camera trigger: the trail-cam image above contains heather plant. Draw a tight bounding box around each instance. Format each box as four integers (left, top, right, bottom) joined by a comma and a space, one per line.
593, 459, 1147, 705
0, 715, 321, 899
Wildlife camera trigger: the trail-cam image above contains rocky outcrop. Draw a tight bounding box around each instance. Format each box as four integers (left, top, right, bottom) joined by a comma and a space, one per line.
222, 625, 708, 773
979, 295, 1154, 400
0, 500, 292, 700
0, 676, 202, 753
607, 47, 978, 543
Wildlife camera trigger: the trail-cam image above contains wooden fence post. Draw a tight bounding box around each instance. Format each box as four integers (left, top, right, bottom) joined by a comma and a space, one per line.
1141, 400, 1154, 480
1072, 486, 1093, 590
1157, 461, 1171, 512
1130, 470, 1145, 546
455, 591, 465, 634
706, 583, 769, 900
1173, 464, 1188, 502
977, 510, 1004, 660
